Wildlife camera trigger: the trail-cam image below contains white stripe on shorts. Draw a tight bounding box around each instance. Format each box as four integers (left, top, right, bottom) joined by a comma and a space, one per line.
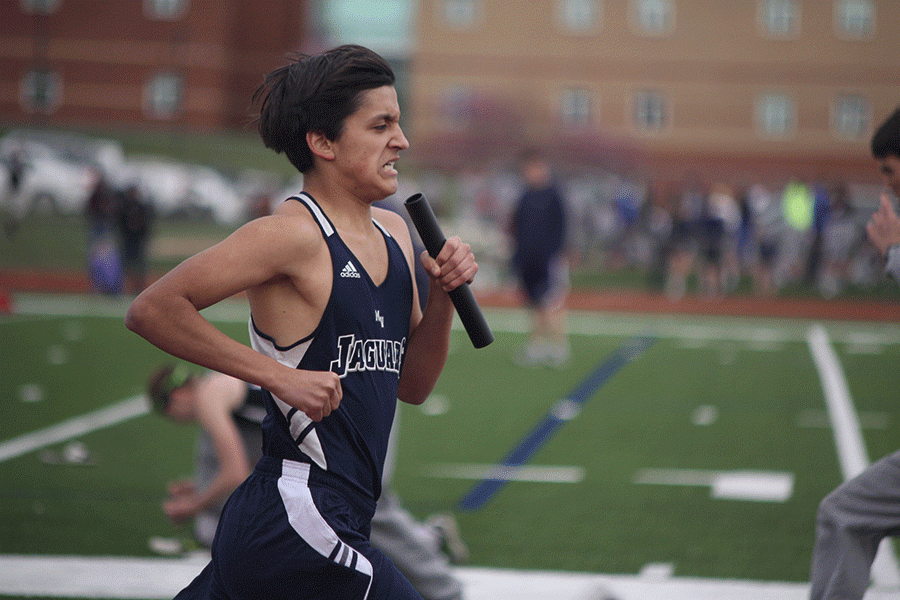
277, 460, 374, 582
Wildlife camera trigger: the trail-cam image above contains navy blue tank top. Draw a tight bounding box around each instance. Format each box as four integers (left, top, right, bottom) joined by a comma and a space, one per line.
249, 193, 413, 506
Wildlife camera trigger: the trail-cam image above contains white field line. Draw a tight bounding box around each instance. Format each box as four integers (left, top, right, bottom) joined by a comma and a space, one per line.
0, 554, 840, 600
806, 324, 900, 589
634, 469, 795, 503
0, 395, 149, 463
807, 325, 871, 478
424, 463, 585, 483
10, 292, 900, 347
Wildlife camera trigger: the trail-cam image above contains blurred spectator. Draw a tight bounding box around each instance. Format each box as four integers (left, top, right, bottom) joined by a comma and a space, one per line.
609, 171, 644, 268
735, 184, 756, 275
636, 185, 673, 289
699, 182, 740, 297
85, 170, 115, 247
746, 183, 782, 296
817, 182, 862, 298
116, 183, 154, 295
86, 169, 123, 296
779, 178, 815, 285
643, 181, 677, 290
664, 173, 705, 301
3, 147, 27, 237
87, 232, 123, 295
804, 178, 833, 287
714, 183, 743, 294
509, 148, 570, 367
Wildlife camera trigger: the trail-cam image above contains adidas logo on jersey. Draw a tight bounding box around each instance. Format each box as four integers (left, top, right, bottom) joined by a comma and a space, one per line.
340, 261, 361, 278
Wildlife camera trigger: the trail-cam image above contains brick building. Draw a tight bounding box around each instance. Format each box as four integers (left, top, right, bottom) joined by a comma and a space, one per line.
3, 0, 899, 187
410, 0, 900, 184
0, 0, 307, 131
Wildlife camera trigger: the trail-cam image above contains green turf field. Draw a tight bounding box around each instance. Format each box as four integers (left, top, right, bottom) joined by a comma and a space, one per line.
2, 296, 900, 598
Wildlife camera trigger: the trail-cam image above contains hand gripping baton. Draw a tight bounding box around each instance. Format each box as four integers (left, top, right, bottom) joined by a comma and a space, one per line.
404, 193, 494, 349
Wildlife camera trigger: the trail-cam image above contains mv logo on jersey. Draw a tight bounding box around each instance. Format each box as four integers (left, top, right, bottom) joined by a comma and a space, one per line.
340, 261, 361, 278
330, 334, 406, 378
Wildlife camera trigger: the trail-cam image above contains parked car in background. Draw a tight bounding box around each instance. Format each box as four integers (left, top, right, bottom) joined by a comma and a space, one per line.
0, 141, 99, 217
119, 157, 247, 224
0, 128, 282, 226
184, 166, 244, 223
0, 128, 124, 174
0, 128, 126, 219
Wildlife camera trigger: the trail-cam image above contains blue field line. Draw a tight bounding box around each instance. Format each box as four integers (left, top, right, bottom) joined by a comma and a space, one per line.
458, 333, 657, 512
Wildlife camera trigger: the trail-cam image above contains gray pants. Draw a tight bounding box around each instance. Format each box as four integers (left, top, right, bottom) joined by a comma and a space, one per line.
809, 450, 900, 599
370, 490, 463, 600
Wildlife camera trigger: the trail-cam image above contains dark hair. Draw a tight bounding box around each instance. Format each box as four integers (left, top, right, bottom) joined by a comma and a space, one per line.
871, 106, 900, 159
147, 364, 194, 414
253, 45, 396, 173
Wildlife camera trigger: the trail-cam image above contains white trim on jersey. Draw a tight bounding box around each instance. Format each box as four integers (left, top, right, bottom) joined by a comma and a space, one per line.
278, 460, 374, 598
295, 192, 335, 237
279, 395, 328, 470
371, 218, 392, 238
248, 328, 329, 470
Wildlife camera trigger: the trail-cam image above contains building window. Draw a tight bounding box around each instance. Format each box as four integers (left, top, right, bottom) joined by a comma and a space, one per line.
560, 88, 592, 128
758, 0, 800, 38
756, 93, 795, 138
630, 0, 674, 36
20, 0, 61, 14
20, 69, 62, 114
834, 0, 875, 39
145, 0, 188, 20
441, 0, 482, 31
144, 72, 183, 120
832, 93, 871, 140
634, 90, 668, 133
557, 0, 602, 34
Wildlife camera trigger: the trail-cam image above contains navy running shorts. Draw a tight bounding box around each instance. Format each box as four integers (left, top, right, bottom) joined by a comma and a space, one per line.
174, 456, 422, 600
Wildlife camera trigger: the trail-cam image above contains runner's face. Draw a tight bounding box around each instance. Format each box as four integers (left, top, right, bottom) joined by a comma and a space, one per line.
878, 155, 900, 199
331, 86, 409, 203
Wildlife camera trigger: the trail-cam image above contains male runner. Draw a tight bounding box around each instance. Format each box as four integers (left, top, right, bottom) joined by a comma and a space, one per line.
126, 44, 477, 600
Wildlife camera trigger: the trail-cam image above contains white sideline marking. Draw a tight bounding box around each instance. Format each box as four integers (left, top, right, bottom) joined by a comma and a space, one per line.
6, 555, 900, 600
424, 463, 585, 483
807, 324, 900, 589
0, 554, 827, 600
640, 562, 676, 579
12, 292, 900, 348
807, 325, 871, 479
0, 395, 149, 463
634, 469, 794, 502
712, 471, 794, 503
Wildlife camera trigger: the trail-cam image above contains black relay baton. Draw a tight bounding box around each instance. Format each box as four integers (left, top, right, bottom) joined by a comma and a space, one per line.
404, 193, 494, 349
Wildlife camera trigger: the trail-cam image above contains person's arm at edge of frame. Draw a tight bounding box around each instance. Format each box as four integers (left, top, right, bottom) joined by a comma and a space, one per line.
124, 215, 341, 422
866, 193, 900, 280
379, 208, 478, 406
